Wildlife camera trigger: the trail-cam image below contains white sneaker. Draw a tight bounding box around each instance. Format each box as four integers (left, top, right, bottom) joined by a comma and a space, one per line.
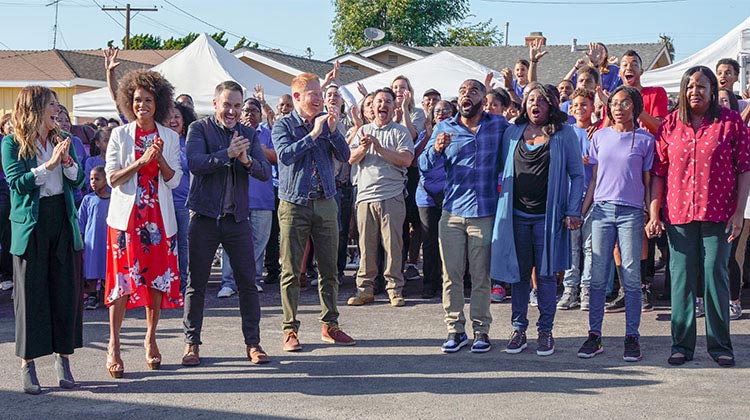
0, 280, 12, 291
217, 286, 236, 298
256, 282, 263, 292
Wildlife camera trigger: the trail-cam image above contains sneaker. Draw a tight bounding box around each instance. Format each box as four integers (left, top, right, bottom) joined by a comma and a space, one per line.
605, 292, 625, 313
0, 280, 12, 291
577, 332, 603, 358
623, 335, 642, 362
310, 278, 319, 287
404, 263, 421, 281
256, 282, 263, 292
641, 286, 653, 312
529, 288, 538, 307
441, 332, 469, 353
388, 291, 405, 307
283, 331, 302, 352
730, 301, 742, 320
347, 292, 374, 306
217, 286, 236, 298
695, 297, 705, 318
580, 287, 590, 311
537, 331, 555, 356
322, 324, 356, 345
471, 333, 491, 353
83, 295, 99, 310
491, 285, 506, 303
557, 286, 580, 310
505, 330, 528, 354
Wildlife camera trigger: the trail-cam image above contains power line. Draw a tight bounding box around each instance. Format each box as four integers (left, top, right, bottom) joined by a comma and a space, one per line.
100, 3, 158, 49
91, 0, 126, 29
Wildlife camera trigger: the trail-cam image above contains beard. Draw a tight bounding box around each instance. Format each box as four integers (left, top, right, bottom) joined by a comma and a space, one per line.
459, 101, 484, 119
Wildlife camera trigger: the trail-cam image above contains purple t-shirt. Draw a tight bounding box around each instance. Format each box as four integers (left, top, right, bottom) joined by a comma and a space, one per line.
249, 125, 275, 210
589, 127, 654, 209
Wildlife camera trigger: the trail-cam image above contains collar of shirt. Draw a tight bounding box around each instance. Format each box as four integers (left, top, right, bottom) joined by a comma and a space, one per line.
211, 115, 236, 136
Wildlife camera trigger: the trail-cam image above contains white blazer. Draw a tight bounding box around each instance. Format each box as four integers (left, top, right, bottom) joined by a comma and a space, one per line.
105, 121, 183, 237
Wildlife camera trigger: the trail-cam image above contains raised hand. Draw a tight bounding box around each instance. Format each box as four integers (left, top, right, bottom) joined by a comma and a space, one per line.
608, 55, 619, 65
356, 81, 368, 97
434, 132, 452, 153
103, 46, 120, 72
327, 110, 339, 132
529, 38, 549, 62
253, 84, 265, 103
501, 67, 513, 89
585, 42, 605, 66
350, 104, 363, 127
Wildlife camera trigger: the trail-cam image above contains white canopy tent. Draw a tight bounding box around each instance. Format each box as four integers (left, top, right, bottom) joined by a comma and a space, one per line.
73, 33, 291, 120
641, 17, 750, 94
342, 51, 503, 109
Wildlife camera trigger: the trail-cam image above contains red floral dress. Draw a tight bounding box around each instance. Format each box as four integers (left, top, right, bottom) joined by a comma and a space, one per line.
104, 127, 183, 309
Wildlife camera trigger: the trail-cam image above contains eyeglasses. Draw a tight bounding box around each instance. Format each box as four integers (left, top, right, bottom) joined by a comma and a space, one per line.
610, 101, 633, 110
434, 108, 452, 116
242, 108, 261, 115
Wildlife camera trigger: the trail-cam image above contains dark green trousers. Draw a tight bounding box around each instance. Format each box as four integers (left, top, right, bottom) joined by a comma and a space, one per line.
666, 221, 733, 360
14, 195, 82, 359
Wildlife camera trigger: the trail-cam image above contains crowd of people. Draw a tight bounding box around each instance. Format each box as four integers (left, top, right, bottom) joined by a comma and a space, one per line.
2, 42, 750, 394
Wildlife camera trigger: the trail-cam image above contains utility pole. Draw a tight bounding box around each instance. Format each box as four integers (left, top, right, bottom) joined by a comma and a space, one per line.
46, 0, 60, 49
101, 3, 158, 49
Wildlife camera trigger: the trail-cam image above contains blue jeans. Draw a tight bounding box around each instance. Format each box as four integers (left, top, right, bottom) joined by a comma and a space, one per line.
588, 202, 644, 336
222, 210, 273, 289
175, 206, 190, 294
563, 208, 592, 289
511, 214, 557, 333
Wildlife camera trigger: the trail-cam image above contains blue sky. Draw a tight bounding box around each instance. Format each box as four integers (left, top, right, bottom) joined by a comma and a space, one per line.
0, 0, 747, 62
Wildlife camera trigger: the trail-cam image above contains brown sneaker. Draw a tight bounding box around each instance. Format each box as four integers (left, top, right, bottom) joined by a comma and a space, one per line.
388, 291, 405, 307
283, 330, 302, 352
347, 292, 374, 306
181, 344, 200, 366
247, 344, 271, 364
322, 324, 356, 346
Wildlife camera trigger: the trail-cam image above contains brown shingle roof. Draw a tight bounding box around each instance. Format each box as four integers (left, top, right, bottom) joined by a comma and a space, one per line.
74, 49, 180, 66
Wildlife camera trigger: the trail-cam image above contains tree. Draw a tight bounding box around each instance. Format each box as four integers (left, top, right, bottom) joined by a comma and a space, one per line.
124, 33, 162, 50
210, 31, 229, 48
163, 33, 200, 50
123, 31, 237, 50
660, 34, 675, 62
232, 36, 260, 51
331, 0, 502, 53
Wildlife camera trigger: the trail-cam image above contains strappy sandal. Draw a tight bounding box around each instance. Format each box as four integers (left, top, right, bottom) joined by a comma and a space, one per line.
106, 348, 124, 379
145, 341, 162, 370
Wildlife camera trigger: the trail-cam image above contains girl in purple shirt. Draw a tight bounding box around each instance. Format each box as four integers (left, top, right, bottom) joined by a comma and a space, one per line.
577, 86, 654, 362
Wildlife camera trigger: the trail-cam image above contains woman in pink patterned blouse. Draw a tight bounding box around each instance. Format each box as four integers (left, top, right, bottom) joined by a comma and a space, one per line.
648, 66, 750, 367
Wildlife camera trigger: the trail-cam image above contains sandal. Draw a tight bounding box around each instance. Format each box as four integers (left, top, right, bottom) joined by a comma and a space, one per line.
145, 341, 162, 370
106, 348, 124, 379
716, 355, 735, 367
667, 352, 692, 366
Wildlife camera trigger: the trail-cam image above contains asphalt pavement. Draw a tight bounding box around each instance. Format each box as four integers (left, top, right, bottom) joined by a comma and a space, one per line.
0, 270, 748, 419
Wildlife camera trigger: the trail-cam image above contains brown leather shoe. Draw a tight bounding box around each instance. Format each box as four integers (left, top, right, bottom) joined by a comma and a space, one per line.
322, 324, 356, 346
283, 331, 302, 352
247, 344, 271, 364
181, 344, 200, 366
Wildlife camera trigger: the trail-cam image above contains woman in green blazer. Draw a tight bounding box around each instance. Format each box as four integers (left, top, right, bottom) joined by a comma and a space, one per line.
1, 86, 85, 394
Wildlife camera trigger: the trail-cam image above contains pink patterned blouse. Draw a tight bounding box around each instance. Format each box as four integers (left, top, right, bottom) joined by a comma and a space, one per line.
652, 107, 750, 225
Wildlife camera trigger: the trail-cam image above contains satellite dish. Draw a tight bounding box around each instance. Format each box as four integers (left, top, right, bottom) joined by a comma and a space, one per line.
364, 27, 386, 42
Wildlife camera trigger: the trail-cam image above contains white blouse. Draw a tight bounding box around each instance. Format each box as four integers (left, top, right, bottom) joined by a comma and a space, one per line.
30, 139, 79, 197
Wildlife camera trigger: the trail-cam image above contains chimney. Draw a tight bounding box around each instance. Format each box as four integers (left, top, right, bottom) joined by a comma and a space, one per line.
524, 31, 546, 47
571, 38, 577, 52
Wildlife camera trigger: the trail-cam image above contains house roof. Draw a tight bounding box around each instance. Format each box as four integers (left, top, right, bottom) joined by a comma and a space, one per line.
0, 49, 162, 86
235, 47, 366, 84
418, 43, 670, 84
75, 49, 180, 66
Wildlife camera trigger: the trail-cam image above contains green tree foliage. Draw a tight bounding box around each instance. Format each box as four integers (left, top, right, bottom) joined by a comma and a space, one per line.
232, 36, 260, 51
660, 34, 675, 62
331, 0, 502, 53
124, 32, 234, 50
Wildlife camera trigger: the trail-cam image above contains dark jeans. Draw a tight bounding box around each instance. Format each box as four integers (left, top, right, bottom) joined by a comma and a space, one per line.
336, 184, 354, 274
728, 221, 750, 301
403, 167, 422, 265
183, 214, 261, 345
0, 194, 12, 280
511, 215, 557, 333
264, 188, 281, 280
418, 205, 442, 294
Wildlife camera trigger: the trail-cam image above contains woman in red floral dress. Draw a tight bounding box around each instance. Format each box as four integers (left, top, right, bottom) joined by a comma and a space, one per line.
104, 70, 182, 378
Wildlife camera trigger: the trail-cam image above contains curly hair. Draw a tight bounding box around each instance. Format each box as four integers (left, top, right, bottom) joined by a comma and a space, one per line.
174, 101, 197, 135
117, 69, 174, 124
516, 82, 569, 137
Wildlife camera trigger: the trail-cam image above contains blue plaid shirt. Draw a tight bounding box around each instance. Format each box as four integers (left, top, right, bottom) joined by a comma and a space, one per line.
418, 112, 508, 218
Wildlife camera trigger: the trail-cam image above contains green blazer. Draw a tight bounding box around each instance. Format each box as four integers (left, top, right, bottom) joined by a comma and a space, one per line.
1, 133, 85, 255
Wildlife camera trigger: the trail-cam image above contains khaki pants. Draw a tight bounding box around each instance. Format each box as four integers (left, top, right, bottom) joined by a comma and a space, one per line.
356, 195, 406, 295
278, 198, 339, 333
439, 212, 493, 335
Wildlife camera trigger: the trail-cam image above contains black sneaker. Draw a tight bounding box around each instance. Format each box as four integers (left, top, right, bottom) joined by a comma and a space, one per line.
505, 330, 527, 354
605, 293, 626, 313
537, 331, 555, 356
623, 335, 642, 362
642, 287, 654, 312
577, 332, 603, 358
471, 333, 491, 353
441, 332, 469, 353
84, 295, 99, 310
